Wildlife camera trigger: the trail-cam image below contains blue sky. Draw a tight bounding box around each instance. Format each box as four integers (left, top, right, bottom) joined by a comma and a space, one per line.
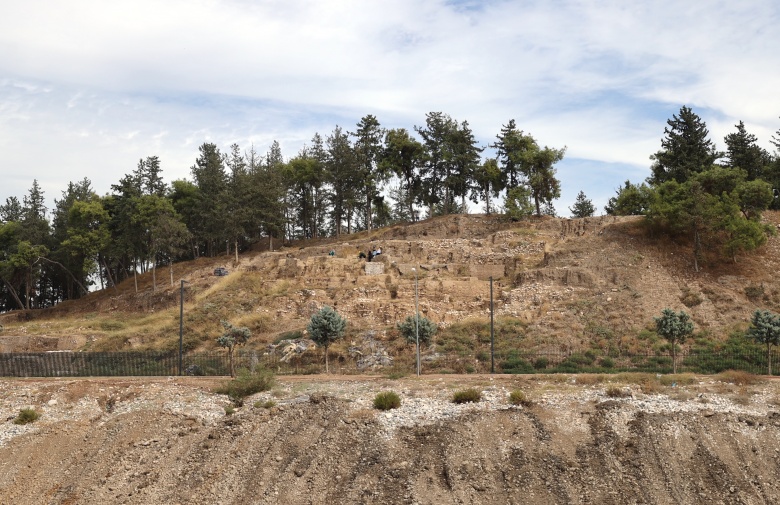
1, 0, 779, 216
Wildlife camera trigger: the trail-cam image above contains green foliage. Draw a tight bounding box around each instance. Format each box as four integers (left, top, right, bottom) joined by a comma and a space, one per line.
224, 405, 235, 415
655, 308, 694, 374
307, 305, 347, 373
604, 180, 653, 215
649, 105, 722, 184
13, 408, 40, 425
396, 313, 437, 346
724, 120, 770, 181
508, 390, 532, 406
746, 309, 780, 375
373, 391, 402, 410
569, 190, 596, 218
452, 388, 482, 404
217, 320, 252, 377
504, 186, 534, 220
214, 368, 275, 405
217, 320, 251, 349
501, 351, 534, 374
744, 284, 765, 301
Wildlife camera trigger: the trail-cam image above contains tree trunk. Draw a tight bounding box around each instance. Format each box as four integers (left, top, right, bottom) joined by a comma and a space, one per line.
324, 344, 329, 373
366, 194, 373, 231
2, 279, 26, 310
102, 257, 117, 292
672, 344, 677, 374
234, 239, 239, 264
769, 342, 773, 376
229, 348, 235, 377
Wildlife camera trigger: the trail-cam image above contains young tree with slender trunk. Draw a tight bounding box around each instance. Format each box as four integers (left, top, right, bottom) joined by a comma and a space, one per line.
655, 308, 694, 374
307, 306, 347, 373
217, 320, 251, 378
746, 309, 780, 375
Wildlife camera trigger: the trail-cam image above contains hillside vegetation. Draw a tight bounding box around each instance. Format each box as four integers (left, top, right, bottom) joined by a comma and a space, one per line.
2, 213, 779, 373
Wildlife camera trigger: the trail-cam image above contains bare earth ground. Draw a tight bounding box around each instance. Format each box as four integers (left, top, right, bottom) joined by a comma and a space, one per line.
1, 375, 780, 505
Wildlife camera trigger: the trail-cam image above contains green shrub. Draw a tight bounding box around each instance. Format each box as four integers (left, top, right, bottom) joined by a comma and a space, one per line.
373, 391, 401, 410
215, 367, 275, 405
745, 284, 765, 301
13, 408, 40, 425
501, 350, 534, 374
452, 388, 481, 404
224, 405, 235, 415
533, 357, 549, 370
508, 390, 532, 406
599, 357, 615, 369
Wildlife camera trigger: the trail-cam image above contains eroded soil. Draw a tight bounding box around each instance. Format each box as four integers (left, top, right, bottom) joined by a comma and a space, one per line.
1, 375, 779, 504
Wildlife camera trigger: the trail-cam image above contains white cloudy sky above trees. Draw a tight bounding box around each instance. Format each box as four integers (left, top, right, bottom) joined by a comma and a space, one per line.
1, 0, 779, 215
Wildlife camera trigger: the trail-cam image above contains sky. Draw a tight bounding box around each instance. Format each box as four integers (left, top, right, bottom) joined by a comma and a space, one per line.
1, 0, 779, 217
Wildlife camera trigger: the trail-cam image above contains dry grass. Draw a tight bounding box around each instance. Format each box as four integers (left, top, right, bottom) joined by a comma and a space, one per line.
731, 387, 754, 405
715, 370, 763, 386
347, 408, 377, 422
605, 385, 631, 398
659, 373, 697, 386
574, 374, 609, 385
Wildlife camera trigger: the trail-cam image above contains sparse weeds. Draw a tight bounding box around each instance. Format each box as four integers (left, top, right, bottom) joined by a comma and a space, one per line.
508, 390, 532, 406
659, 373, 696, 386
383, 370, 408, 380
575, 374, 608, 385
373, 391, 401, 410
614, 372, 662, 394
452, 388, 481, 404
224, 405, 235, 415
253, 400, 277, 409
14, 408, 40, 425
732, 387, 753, 405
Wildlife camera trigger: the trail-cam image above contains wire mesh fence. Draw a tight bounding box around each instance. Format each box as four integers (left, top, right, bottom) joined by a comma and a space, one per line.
0, 347, 778, 377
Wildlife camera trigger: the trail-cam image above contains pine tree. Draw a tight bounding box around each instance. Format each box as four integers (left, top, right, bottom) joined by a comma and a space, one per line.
381, 128, 424, 221
569, 191, 596, 218
649, 106, 722, 184
724, 121, 770, 180
351, 115, 386, 231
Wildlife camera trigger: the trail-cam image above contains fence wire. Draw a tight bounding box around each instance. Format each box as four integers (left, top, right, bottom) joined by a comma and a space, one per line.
0, 348, 778, 377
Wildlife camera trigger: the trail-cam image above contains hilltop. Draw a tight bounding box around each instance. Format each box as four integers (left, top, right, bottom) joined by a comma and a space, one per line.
1, 213, 779, 370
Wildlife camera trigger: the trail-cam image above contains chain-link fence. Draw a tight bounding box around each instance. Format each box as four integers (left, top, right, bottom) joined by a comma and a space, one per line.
0, 347, 778, 377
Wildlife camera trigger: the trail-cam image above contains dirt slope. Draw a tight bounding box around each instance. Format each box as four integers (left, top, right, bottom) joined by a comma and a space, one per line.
4, 213, 780, 360
1, 376, 779, 504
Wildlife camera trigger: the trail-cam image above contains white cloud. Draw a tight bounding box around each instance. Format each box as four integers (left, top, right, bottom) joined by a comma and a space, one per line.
1, 0, 779, 215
